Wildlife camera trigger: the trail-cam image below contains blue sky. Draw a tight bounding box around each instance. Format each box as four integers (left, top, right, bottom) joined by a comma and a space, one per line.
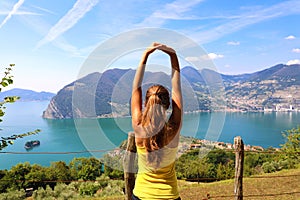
0, 0, 300, 93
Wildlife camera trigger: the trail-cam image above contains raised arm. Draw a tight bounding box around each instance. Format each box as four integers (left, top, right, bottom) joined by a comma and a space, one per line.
158, 45, 183, 144
170, 51, 183, 127
131, 43, 160, 126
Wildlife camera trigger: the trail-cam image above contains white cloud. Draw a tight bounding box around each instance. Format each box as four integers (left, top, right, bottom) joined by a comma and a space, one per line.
201, 53, 224, 60
185, 52, 224, 62
30, 5, 56, 15
285, 35, 296, 40
207, 53, 224, 60
292, 48, 300, 53
287, 59, 300, 65
227, 41, 240, 46
0, 11, 39, 15
138, 0, 205, 27
0, 0, 25, 29
36, 0, 99, 48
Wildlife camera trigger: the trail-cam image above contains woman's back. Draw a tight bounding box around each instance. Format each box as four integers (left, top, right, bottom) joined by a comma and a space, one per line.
133, 145, 179, 200
131, 43, 182, 200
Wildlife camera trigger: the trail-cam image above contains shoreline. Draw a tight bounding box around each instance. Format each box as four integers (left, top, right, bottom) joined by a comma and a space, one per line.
95, 109, 300, 119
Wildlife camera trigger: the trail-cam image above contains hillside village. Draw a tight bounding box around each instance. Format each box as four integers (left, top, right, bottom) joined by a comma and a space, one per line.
177, 137, 272, 156
113, 136, 272, 159
225, 81, 300, 112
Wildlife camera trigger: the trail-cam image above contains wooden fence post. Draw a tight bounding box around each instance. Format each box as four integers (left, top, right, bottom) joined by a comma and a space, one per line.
234, 136, 244, 200
123, 132, 137, 200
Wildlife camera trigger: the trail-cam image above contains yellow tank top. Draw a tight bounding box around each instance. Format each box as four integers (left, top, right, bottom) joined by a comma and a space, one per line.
133, 145, 179, 200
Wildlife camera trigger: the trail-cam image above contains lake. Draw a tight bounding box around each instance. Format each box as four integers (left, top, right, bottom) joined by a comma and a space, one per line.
0, 101, 299, 170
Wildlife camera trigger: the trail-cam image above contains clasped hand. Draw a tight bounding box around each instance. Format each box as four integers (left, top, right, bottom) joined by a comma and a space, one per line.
144, 42, 176, 56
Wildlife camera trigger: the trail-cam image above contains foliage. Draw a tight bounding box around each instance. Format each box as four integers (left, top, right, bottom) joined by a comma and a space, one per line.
216, 160, 235, 180
0, 64, 41, 150
24, 164, 49, 190
281, 126, 300, 162
69, 157, 103, 181
51, 161, 73, 182
79, 181, 101, 196
175, 148, 235, 181
30, 175, 124, 198
0, 157, 110, 197
101, 154, 124, 179
32, 184, 80, 200
243, 152, 278, 176
0, 189, 25, 200
3, 162, 32, 191
257, 125, 300, 174
262, 159, 295, 173
94, 179, 124, 197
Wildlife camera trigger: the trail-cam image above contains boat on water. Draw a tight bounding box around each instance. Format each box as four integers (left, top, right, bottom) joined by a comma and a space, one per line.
24, 140, 40, 150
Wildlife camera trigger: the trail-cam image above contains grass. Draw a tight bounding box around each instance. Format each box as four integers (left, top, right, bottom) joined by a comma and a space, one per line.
90, 168, 300, 200
178, 168, 300, 200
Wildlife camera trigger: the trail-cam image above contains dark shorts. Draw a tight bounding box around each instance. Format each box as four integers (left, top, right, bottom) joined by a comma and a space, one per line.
132, 193, 181, 200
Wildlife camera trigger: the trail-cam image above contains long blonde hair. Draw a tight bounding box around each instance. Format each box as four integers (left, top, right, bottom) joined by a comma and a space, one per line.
141, 84, 170, 165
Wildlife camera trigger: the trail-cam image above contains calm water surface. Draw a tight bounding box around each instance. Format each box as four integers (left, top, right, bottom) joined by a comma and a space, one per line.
0, 101, 299, 170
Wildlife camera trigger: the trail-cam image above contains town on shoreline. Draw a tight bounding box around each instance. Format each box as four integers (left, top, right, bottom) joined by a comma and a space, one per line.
110, 135, 280, 159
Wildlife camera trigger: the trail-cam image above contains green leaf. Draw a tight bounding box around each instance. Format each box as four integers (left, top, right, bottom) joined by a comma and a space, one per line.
7, 79, 13, 84
4, 96, 20, 103
1, 81, 8, 87
0, 110, 5, 117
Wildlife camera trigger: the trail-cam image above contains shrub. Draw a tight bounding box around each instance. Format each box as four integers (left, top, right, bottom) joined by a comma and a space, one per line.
0, 189, 25, 200
95, 180, 124, 197
281, 126, 300, 162
79, 181, 101, 196
32, 184, 80, 200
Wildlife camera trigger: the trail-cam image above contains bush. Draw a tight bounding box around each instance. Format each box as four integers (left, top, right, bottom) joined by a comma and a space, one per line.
216, 160, 235, 180
262, 158, 296, 173
69, 157, 103, 181
277, 159, 295, 170
79, 181, 101, 196
281, 126, 300, 162
95, 180, 124, 197
32, 184, 80, 200
0, 189, 25, 200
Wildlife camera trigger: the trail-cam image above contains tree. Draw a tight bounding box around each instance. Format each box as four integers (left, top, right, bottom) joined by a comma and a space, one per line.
101, 154, 124, 179
49, 161, 72, 183
0, 64, 41, 150
281, 126, 300, 162
69, 157, 103, 181
4, 162, 32, 191
24, 164, 48, 190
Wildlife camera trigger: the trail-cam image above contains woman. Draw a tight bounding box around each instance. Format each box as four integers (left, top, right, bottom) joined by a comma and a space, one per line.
131, 42, 183, 200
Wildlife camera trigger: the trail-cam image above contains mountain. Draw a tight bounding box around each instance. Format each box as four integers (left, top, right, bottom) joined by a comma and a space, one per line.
43, 64, 300, 118
43, 69, 173, 119
222, 64, 300, 84
223, 64, 300, 111
0, 88, 55, 101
